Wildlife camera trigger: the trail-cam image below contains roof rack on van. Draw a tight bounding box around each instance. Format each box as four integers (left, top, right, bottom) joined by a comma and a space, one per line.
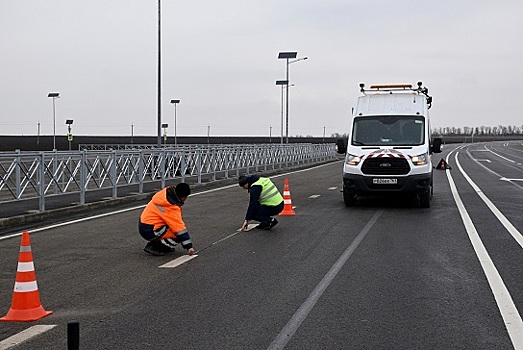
359, 82, 433, 109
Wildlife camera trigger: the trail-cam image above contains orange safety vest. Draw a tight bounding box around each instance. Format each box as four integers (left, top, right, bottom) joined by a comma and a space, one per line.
139, 187, 187, 239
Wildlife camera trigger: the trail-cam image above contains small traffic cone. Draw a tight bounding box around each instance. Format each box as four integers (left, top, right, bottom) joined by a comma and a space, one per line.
0, 231, 52, 322
279, 178, 296, 216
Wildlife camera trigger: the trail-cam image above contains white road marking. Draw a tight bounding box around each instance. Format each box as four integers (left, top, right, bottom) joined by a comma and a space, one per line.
485, 145, 516, 163
476, 159, 491, 163
455, 154, 523, 249
500, 178, 523, 182
0, 325, 57, 350
308, 195, 320, 198
159, 254, 198, 268
267, 210, 383, 350
328, 187, 337, 190
447, 152, 523, 349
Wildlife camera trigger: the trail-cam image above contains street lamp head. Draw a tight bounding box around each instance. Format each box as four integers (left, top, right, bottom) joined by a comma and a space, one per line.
162, 123, 168, 128
65, 119, 74, 125
278, 52, 297, 59
276, 80, 289, 86
170, 99, 180, 104
48, 92, 60, 98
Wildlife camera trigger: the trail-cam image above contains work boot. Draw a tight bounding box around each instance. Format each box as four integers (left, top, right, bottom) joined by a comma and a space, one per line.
265, 218, 278, 230
143, 241, 165, 256
256, 221, 270, 230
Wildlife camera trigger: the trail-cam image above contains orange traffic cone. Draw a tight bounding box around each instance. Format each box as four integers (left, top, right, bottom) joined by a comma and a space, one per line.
279, 178, 296, 216
0, 231, 52, 322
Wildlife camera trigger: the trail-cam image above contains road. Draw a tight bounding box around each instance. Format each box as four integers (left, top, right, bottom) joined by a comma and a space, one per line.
1, 141, 522, 349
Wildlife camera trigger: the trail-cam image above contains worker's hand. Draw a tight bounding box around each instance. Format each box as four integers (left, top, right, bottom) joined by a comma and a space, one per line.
240, 220, 249, 231
187, 248, 195, 256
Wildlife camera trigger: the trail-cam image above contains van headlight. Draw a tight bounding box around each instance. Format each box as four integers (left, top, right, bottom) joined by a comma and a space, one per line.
411, 153, 428, 166
345, 154, 362, 166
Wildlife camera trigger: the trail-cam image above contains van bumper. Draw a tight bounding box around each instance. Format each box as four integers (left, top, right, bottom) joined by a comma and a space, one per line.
343, 172, 432, 195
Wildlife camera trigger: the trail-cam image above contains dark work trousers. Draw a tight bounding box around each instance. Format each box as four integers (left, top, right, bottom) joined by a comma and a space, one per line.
252, 201, 284, 223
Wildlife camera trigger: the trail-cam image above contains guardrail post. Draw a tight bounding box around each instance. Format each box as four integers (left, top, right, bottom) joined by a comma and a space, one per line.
139, 150, 144, 193
181, 150, 187, 183
197, 148, 202, 184
160, 149, 166, 189
39, 152, 45, 212
80, 151, 86, 205
111, 150, 117, 198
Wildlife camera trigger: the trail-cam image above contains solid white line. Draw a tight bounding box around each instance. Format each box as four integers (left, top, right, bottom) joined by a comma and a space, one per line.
446, 152, 523, 349
0, 325, 57, 350
485, 145, 516, 163
0, 161, 342, 242
159, 254, 198, 268
267, 210, 383, 350
455, 153, 523, 249
500, 178, 523, 182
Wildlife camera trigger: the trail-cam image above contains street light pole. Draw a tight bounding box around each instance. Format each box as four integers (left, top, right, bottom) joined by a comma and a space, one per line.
275, 80, 288, 145
48, 92, 60, 150
278, 52, 307, 143
170, 99, 180, 147
157, 0, 162, 147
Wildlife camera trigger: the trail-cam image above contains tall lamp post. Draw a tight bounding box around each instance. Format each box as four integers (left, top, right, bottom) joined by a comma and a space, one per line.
157, 0, 162, 147
48, 92, 60, 150
170, 99, 180, 147
278, 52, 307, 143
275, 80, 288, 145
65, 119, 73, 151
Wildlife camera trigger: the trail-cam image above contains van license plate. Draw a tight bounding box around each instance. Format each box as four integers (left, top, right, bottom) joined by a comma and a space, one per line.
373, 178, 397, 185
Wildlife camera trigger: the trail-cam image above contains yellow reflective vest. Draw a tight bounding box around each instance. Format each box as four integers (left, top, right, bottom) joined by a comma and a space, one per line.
252, 177, 283, 206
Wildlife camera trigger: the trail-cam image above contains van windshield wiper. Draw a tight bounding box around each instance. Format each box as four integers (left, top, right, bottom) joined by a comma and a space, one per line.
352, 140, 365, 146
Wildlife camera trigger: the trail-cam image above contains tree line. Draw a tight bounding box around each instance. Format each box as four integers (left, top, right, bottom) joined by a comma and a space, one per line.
433, 125, 523, 136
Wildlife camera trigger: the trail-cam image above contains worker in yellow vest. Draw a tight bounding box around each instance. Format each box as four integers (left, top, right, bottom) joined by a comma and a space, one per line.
238, 174, 284, 231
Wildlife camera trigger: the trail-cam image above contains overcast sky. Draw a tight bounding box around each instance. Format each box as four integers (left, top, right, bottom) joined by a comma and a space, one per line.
1, 1, 522, 138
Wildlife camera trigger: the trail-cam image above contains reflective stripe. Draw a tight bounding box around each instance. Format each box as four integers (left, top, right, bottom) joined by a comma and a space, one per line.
20, 246, 31, 252
284, 199, 292, 204
181, 239, 192, 245
176, 229, 188, 236
14, 281, 38, 292
155, 204, 166, 213
17, 262, 35, 272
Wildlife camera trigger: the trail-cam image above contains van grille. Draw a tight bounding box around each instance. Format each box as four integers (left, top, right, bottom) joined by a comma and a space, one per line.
361, 158, 410, 175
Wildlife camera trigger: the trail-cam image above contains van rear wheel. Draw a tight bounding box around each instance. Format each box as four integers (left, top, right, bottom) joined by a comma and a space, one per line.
343, 187, 357, 207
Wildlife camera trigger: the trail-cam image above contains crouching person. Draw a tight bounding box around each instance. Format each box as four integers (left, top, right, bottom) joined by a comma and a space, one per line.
139, 182, 195, 256
239, 174, 284, 231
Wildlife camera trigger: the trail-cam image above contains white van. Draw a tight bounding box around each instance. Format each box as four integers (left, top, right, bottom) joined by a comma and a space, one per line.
336, 82, 442, 208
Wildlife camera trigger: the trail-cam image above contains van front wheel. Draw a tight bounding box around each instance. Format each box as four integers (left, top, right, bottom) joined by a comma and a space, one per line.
419, 185, 432, 208
343, 187, 357, 207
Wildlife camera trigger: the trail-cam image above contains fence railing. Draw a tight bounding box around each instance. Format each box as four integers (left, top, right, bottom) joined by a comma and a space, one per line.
0, 143, 336, 212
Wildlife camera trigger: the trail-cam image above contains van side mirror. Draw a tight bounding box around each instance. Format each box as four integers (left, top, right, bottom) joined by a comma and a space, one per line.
431, 137, 442, 153
336, 138, 347, 154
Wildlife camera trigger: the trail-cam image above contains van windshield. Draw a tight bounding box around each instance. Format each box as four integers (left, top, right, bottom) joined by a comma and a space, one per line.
351, 116, 425, 146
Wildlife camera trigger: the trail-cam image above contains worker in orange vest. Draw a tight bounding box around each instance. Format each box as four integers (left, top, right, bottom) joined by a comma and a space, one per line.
139, 183, 195, 256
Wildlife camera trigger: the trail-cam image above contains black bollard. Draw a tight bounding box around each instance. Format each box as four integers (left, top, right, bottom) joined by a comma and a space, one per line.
67, 321, 80, 350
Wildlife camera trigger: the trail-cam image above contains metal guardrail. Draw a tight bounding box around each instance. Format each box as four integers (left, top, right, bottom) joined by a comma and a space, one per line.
0, 143, 336, 212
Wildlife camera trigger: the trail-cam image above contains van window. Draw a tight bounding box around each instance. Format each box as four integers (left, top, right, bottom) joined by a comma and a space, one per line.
352, 116, 425, 146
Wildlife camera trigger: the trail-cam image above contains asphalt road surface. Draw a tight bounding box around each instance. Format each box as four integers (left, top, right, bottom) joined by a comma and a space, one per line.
1, 141, 522, 350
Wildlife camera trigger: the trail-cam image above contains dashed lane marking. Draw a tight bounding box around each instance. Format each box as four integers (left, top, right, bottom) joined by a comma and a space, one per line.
0, 325, 57, 350
159, 254, 198, 268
